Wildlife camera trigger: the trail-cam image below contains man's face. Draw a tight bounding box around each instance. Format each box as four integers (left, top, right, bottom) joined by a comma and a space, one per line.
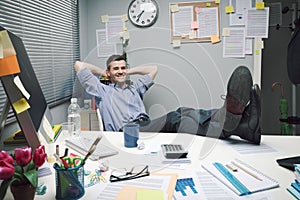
107, 60, 127, 84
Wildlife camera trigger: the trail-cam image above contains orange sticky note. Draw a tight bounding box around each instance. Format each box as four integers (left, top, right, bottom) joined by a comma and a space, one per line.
211, 34, 220, 44
12, 98, 30, 114
191, 21, 199, 30
0, 55, 20, 76
256, 2, 265, 10
225, 6, 234, 14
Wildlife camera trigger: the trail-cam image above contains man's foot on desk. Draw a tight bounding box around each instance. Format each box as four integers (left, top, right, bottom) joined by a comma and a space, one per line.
223, 66, 253, 132
224, 84, 261, 144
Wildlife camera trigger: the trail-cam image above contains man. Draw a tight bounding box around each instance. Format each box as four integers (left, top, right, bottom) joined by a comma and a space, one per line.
75, 54, 261, 144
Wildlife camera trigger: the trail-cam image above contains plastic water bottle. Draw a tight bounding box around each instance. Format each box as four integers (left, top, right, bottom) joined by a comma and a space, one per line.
68, 98, 81, 136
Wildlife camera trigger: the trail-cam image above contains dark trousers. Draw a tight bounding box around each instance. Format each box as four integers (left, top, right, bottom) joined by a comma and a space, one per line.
140, 107, 227, 139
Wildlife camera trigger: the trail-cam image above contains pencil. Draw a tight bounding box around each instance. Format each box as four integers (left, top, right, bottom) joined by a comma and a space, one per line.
231, 161, 263, 181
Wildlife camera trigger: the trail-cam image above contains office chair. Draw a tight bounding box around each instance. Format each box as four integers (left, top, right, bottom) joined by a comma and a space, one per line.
96, 107, 104, 132
280, 18, 300, 126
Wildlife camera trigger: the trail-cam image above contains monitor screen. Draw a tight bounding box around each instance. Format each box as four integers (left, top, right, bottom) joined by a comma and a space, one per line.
0, 26, 53, 145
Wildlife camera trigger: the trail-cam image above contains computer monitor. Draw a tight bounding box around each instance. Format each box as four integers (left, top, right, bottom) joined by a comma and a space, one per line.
0, 26, 53, 148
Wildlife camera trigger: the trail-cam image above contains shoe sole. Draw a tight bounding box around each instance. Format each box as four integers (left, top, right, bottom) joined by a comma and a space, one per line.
224, 66, 253, 132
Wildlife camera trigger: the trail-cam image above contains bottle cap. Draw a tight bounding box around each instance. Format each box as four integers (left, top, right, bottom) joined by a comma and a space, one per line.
71, 98, 77, 103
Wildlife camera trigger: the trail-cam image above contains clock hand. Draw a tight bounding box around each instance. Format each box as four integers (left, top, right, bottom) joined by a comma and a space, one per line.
136, 10, 144, 22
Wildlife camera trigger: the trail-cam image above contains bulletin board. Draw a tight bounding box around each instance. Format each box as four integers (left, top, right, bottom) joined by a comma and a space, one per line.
170, 1, 220, 43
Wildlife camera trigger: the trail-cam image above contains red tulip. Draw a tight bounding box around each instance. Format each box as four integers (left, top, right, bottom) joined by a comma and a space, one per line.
14, 147, 32, 167
0, 160, 14, 180
0, 151, 13, 165
33, 145, 47, 168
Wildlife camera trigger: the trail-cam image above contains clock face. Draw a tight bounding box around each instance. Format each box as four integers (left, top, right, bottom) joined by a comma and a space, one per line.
128, 0, 159, 27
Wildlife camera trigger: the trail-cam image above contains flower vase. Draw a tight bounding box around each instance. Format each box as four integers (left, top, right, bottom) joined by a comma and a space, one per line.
10, 183, 36, 200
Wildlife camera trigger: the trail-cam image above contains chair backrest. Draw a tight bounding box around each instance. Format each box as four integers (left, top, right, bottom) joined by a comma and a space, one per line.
96, 108, 104, 131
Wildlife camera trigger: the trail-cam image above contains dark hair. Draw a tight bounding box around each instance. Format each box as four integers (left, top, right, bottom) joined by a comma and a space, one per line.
106, 55, 126, 69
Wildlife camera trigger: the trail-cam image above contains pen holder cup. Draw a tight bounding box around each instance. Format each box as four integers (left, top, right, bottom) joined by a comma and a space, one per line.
53, 164, 85, 200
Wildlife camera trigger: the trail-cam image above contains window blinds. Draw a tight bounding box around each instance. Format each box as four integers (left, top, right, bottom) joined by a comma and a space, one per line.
0, 0, 79, 122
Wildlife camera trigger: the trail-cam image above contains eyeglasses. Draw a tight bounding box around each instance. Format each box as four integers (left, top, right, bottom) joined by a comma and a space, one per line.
109, 165, 150, 182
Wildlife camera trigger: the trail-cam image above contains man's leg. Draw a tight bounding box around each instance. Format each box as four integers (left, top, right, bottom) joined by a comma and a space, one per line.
176, 107, 217, 135
140, 111, 181, 132
205, 66, 261, 143
224, 84, 261, 144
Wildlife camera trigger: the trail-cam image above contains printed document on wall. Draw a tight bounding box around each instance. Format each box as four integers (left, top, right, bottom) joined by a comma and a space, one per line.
106, 15, 124, 44
245, 8, 269, 38
196, 7, 219, 38
172, 6, 193, 36
96, 29, 119, 57
229, 0, 252, 26
223, 28, 245, 58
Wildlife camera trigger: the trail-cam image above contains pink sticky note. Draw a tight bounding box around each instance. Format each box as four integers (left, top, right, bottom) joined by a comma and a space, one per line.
191, 21, 199, 30
195, 7, 201, 13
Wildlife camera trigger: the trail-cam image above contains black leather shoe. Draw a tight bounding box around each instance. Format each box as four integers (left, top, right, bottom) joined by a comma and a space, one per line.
224, 66, 253, 132
225, 84, 261, 144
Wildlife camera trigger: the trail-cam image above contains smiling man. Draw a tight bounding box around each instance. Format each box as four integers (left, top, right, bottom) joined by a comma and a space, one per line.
74, 55, 158, 132
75, 54, 261, 144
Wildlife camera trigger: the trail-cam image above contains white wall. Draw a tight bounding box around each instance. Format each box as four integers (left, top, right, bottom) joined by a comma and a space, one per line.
79, 0, 254, 119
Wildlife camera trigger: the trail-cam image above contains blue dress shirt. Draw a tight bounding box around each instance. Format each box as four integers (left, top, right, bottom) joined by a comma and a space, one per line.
77, 68, 154, 131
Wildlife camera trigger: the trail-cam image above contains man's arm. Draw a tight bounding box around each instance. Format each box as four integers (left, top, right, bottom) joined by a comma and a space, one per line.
126, 65, 158, 80
74, 61, 107, 77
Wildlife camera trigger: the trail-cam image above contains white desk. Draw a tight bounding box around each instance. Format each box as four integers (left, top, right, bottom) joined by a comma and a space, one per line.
4, 131, 299, 199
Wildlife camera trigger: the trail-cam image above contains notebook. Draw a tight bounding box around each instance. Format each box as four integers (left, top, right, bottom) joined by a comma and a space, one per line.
65, 136, 118, 161
202, 159, 279, 196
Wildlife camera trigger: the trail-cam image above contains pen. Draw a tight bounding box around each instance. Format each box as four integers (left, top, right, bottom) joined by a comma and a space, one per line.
231, 161, 262, 181
60, 148, 69, 159
83, 136, 102, 163
56, 145, 60, 156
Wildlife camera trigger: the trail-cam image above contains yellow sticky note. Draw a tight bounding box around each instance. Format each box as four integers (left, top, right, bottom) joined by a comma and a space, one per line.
172, 40, 181, 48
136, 189, 164, 200
121, 14, 128, 22
255, 39, 264, 49
206, 3, 211, 7
225, 6, 234, 14
170, 4, 179, 12
256, 2, 265, 10
12, 98, 30, 114
101, 15, 109, 23
191, 21, 199, 30
211, 34, 220, 44
255, 49, 260, 55
222, 28, 230, 36
215, 0, 220, 4
189, 30, 197, 39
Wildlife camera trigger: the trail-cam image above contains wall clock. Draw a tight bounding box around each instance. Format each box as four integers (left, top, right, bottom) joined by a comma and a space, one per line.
128, 0, 159, 27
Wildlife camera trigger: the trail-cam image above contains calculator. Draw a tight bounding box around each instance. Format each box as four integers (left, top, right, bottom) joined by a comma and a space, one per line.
161, 144, 188, 159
